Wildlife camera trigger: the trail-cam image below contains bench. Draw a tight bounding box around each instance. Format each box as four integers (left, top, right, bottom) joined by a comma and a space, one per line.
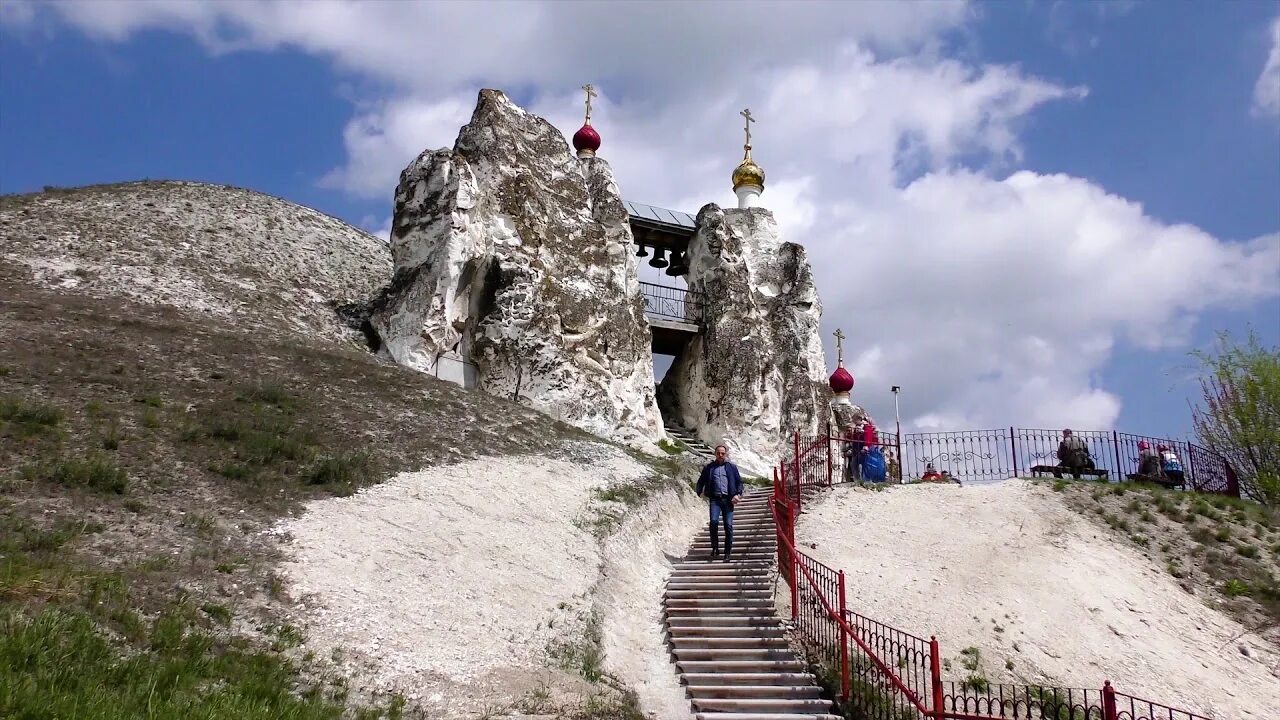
1126, 473, 1185, 490
1030, 464, 1109, 480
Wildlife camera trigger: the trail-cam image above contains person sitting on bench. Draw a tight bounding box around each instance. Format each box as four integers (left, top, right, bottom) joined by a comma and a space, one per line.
1128, 440, 1166, 483
1159, 445, 1184, 488
1056, 429, 1093, 479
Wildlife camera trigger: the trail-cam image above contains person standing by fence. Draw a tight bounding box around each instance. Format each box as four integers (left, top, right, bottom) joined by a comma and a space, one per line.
695, 444, 743, 561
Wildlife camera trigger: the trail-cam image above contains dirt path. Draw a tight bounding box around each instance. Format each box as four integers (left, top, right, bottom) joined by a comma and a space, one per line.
796, 480, 1280, 719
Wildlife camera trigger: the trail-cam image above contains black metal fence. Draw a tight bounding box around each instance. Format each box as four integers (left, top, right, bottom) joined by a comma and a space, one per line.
891, 427, 1238, 496
639, 281, 703, 325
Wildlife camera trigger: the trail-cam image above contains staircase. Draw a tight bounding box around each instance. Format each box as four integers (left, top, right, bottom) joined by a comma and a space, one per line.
664, 490, 839, 719
665, 421, 717, 461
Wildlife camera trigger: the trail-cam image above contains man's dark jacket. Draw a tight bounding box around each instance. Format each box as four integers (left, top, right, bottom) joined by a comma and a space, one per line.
696, 460, 744, 499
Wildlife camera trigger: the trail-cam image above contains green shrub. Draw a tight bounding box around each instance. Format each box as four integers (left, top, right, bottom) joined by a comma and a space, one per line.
0, 398, 63, 439
27, 454, 128, 494
306, 452, 371, 495
1222, 579, 1251, 597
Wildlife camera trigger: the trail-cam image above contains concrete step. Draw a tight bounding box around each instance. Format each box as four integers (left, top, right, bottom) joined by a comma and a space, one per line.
664, 592, 775, 603
666, 605, 777, 617
687, 684, 823, 699
668, 625, 784, 638
692, 698, 835, 713
665, 591, 773, 601
696, 707, 844, 712
671, 561, 772, 570
670, 636, 790, 650
670, 563, 768, 573
667, 582, 774, 593
668, 616, 780, 628
680, 672, 818, 686
677, 659, 806, 674
672, 647, 797, 661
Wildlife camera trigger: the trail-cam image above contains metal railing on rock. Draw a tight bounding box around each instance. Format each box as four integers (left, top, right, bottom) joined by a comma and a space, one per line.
639, 281, 704, 325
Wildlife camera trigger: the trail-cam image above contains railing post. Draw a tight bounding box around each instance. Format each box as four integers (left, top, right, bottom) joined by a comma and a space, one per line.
1009, 426, 1018, 478
929, 636, 944, 719
793, 430, 803, 515
895, 432, 904, 483
1112, 431, 1122, 482
1185, 442, 1197, 490
838, 570, 851, 702
790, 547, 799, 621
826, 422, 834, 487
1102, 681, 1118, 720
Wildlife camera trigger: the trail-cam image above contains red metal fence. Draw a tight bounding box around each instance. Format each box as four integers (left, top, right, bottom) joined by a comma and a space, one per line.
771, 452, 1217, 720
794, 426, 1238, 498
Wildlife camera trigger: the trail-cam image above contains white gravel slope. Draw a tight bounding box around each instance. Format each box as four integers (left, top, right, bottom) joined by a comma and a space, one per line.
796, 480, 1280, 719
275, 444, 698, 718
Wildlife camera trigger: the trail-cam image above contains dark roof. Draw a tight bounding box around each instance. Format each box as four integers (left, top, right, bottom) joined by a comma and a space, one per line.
624, 200, 696, 232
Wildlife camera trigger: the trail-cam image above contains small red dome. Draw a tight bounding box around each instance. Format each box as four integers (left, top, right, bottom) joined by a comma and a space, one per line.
829, 366, 854, 393
573, 124, 601, 156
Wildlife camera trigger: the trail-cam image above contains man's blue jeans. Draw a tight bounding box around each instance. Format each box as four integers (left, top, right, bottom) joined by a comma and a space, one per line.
708, 497, 734, 556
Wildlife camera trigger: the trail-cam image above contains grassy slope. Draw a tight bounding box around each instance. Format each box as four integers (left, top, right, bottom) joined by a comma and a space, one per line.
1049, 478, 1280, 634
0, 266, 622, 719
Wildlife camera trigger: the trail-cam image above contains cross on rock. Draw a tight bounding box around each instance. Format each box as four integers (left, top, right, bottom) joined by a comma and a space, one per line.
582, 84, 597, 123
740, 108, 755, 147
833, 328, 846, 363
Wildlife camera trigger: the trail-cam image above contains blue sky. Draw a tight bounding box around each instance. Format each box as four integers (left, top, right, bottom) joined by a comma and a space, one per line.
2, 0, 1277, 440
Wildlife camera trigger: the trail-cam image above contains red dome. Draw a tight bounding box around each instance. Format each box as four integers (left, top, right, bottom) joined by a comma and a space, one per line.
829, 366, 854, 393
572, 124, 601, 155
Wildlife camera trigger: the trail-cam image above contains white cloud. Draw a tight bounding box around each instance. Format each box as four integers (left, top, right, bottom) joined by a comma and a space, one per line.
1254, 15, 1280, 118
15, 0, 1280, 434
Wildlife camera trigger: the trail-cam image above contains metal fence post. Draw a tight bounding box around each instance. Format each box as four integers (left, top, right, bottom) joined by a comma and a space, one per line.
838, 570, 851, 701
929, 636, 944, 719
826, 422, 834, 487
790, 547, 799, 621
1009, 426, 1019, 477
1102, 681, 1118, 720
1112, 430, 1122, 481
895, 433, 904, 483
1185, 443, 1197, 490
793, 430, 803, 515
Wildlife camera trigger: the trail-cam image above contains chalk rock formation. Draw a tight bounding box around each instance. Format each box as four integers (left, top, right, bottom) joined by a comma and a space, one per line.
658, 205, 828, 474
830, 402, 869, 434
368, 90, 663, 446
0, 181, 390, 346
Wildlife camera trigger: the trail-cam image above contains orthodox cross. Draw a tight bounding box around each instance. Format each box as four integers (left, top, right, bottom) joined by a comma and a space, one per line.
582, 84, 597, 124
740, 108, 755, 147
833, 328, 846, 363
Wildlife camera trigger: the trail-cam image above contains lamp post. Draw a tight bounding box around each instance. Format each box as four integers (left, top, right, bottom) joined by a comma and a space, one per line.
891, 386, 902, 481
890, 386, 901, 437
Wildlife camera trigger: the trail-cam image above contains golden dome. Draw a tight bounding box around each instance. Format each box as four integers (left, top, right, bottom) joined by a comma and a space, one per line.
732, 153, 765, 191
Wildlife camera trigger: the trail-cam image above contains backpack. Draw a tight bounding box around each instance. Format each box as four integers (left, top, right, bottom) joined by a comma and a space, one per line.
1161, 451, 1182, 473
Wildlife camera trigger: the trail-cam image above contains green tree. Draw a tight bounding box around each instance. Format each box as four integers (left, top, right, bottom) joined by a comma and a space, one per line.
1190, 330, 1280, 505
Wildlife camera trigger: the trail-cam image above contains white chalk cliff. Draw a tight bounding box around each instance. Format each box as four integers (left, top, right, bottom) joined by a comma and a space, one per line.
367, 89, 663, 447
658, 205, 829, 475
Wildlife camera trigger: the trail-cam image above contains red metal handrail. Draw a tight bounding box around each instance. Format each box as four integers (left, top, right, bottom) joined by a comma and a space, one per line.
771, 498, 931, 715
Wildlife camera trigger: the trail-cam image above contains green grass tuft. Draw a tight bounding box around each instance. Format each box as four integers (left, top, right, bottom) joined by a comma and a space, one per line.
0, 397, 64, 439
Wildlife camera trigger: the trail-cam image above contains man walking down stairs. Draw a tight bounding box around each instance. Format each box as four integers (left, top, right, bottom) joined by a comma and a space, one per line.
664, 488, 841, 719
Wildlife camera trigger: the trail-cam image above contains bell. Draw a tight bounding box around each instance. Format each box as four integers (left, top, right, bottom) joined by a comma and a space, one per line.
648, 247, 668, 269
634, 244, 649, 257
664, 250, 685, 276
